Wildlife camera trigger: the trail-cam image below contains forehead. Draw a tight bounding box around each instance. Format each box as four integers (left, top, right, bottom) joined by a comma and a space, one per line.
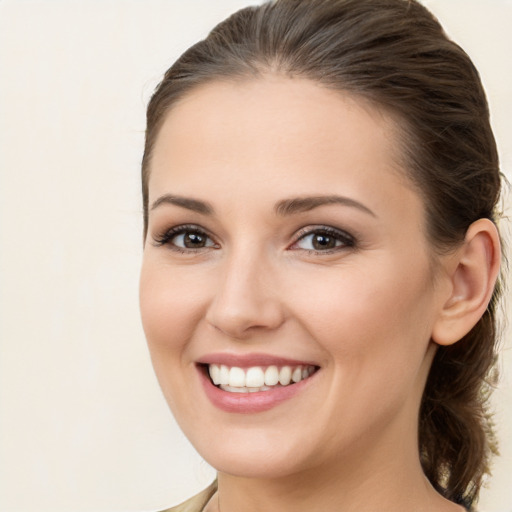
149, 76, 417, 215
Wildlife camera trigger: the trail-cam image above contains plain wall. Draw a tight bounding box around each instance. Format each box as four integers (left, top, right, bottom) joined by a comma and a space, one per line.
0, 1, 511, 511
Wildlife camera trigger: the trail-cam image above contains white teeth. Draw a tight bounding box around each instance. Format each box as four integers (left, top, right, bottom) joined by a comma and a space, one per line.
292, 366, 303, 383
246, 367, 265, 387
229, 367, 246, 387
278, 366, 292, 385
219, 365, 230, 385
222, 385, 271, 393
209, 364, 221, 385
207, 363, 317, 392
264, 366, 279, 386
222, 385, 247, 393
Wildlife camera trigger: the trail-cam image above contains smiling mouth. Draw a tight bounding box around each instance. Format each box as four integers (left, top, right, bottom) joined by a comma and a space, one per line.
205, 364, 319, 393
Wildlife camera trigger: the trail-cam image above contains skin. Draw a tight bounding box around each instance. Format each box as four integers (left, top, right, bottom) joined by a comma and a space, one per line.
139, 76, 497, 511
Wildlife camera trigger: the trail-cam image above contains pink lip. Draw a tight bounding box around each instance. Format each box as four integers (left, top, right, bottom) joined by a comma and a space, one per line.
197, 361, 319, 414
197, 352, 318, 368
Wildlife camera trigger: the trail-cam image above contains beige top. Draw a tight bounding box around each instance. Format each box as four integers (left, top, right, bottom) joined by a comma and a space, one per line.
159, 481, 218, 512
159, 480, 472, 512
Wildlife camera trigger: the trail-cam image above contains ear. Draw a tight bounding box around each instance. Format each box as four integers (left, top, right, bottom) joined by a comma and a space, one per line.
432, 218, 501, 346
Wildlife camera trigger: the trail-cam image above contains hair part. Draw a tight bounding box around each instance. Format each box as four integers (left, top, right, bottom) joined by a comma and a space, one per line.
142, 0, 503, 506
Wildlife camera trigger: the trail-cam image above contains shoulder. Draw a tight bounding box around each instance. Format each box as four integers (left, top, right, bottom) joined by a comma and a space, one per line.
158, 481, 218, 512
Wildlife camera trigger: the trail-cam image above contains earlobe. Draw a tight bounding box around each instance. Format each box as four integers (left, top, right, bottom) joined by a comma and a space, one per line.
432, 218, 501, 346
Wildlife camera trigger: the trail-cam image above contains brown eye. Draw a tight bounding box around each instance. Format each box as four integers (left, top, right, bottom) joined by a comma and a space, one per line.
311, 233, 337, 250
172, 230, 216, 250
183, 232, 208, 248
293, 227, 355, 252
153, 225, 217, 251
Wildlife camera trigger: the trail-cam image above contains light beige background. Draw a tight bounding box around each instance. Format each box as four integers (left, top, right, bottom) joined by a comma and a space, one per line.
0, 1, 511, 511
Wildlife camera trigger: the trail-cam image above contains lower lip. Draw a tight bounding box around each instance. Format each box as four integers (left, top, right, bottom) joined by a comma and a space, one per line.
198, 366, 317, 414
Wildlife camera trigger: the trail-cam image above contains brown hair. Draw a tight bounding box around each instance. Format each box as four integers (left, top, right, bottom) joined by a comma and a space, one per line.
141, 0, 503, 507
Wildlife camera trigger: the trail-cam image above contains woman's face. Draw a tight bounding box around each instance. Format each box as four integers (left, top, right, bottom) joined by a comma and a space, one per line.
140, 77, 451, 478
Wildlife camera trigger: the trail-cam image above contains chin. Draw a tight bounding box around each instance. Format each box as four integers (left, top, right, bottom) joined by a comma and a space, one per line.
185, 424, 316, 479
203, 448, 309, 480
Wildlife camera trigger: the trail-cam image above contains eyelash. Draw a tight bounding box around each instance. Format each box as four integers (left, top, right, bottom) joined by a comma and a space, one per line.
152, 224, 356, 254
290, 226, 355, 254
152, 224, 218, 253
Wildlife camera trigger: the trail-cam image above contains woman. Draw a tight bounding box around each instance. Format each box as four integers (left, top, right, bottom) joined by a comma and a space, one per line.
139, 0, 503, 510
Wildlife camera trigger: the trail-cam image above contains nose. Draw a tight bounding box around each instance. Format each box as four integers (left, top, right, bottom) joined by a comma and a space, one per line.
206, 251, 285, 339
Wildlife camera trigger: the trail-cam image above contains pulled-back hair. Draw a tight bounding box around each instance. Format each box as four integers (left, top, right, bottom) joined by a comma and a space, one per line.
142, 0, 503, 507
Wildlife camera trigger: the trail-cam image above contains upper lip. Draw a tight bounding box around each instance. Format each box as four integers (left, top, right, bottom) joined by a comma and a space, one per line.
196, 352, 320, 368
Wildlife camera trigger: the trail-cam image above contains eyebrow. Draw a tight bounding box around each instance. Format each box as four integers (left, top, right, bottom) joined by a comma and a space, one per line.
150, 194, 214, 215
274, 195, 376, 217
150, 193, 375, 218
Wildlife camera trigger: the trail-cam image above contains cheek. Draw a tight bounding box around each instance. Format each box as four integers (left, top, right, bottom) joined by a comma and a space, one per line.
300, 264, 436, 427
139, 261, 206, 357
290, 260, 435, 367
139, 261, 209, 417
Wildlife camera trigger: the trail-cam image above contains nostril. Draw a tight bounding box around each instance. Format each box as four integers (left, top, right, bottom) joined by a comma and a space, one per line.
206, 301, 286, 339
